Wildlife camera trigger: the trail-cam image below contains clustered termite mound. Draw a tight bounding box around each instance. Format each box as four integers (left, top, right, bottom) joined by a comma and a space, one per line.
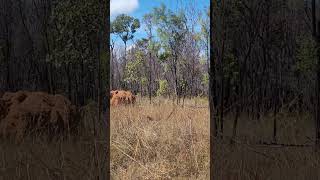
0, 91, 80, 142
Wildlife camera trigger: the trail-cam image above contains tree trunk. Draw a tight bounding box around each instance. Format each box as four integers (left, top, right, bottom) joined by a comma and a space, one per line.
316, 32, 320, 149
5, 31, 11, 91
231, 82, 240, 144
219, 76, 224, 139
273, 85, 278, 143
148, 51, 152, 104
66, 63, 72, 101
312, 0, 320, 150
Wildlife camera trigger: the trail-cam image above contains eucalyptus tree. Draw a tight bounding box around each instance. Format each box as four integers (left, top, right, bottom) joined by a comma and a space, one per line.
151, 4, 188, 103
111, 14, 140, 79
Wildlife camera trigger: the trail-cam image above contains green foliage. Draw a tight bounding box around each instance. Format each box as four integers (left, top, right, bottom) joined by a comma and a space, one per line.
124, 60, 141, 84
136, 38, 148, 49
157, 79, 169, 96
159, 51, 170, 63
223, 52, 239, 85
111, 14, 140, 45
199, 55, 207, 65
151, 4, 187, 51
158, 51, 171, 73
140, 77, 148, 87
199, 8, 210, 42
180, 79, 187, 89
295, 36, 317, 75
49, 0, 102, 67
100, 51, 109, 89
124, 50, 144, 84
201, 73, 209, 86
143, 13, 153, 37
147, 41, 161, 53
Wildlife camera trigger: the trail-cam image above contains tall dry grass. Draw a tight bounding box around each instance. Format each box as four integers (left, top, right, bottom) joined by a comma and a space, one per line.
0, 101, 108, 180
112, 97, 320, 180
111, 97, 210, 179
213, 140, 320, 180
212, 110, 320, 179
2, 96, 319, 180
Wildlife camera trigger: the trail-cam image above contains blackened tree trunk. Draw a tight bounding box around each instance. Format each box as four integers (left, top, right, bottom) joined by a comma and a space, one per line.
219, 74, 224, 138
231, 81, 240, 144
316, 32, 320, 149
311, 0, 320, 150
66, 62, 72, 101
273, 84, 278, 143
218, 0, 226, 138
103, 0, 110, 178
210, 0, 218, 179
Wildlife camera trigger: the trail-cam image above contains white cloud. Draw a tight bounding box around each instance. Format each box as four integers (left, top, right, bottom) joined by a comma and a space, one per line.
111, 0, 139, 17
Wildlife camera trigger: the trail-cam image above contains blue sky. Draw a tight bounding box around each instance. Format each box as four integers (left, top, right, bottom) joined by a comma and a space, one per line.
110, 0, 210, 48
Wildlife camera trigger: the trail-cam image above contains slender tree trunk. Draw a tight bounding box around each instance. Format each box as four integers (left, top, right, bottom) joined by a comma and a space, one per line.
148, 51, 152, 104
231, 82, 240, 144
66, 63, 72, 101
219, 76, 224, 139
6, 56, 11, 91
316, 31, 320, 149
80, 60, 85, 105
5, 30, 11, 91
123, 41, 127, 89
173, 54, 179, 104
110, 44, 114, 90
273, 85, 278, 143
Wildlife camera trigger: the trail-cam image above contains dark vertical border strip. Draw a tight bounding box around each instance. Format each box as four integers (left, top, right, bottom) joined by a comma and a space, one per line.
106, 0, 110, 179
209, 0, 214, 179
101, 0, 111, 180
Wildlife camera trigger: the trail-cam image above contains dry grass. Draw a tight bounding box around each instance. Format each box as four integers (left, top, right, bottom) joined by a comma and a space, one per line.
111, 97, 210, 179
0, 101, 108, 180
111, 97, 320, 180
213, 141, 320, 180
213, 111, 320, 179
1, 96, 320, 180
